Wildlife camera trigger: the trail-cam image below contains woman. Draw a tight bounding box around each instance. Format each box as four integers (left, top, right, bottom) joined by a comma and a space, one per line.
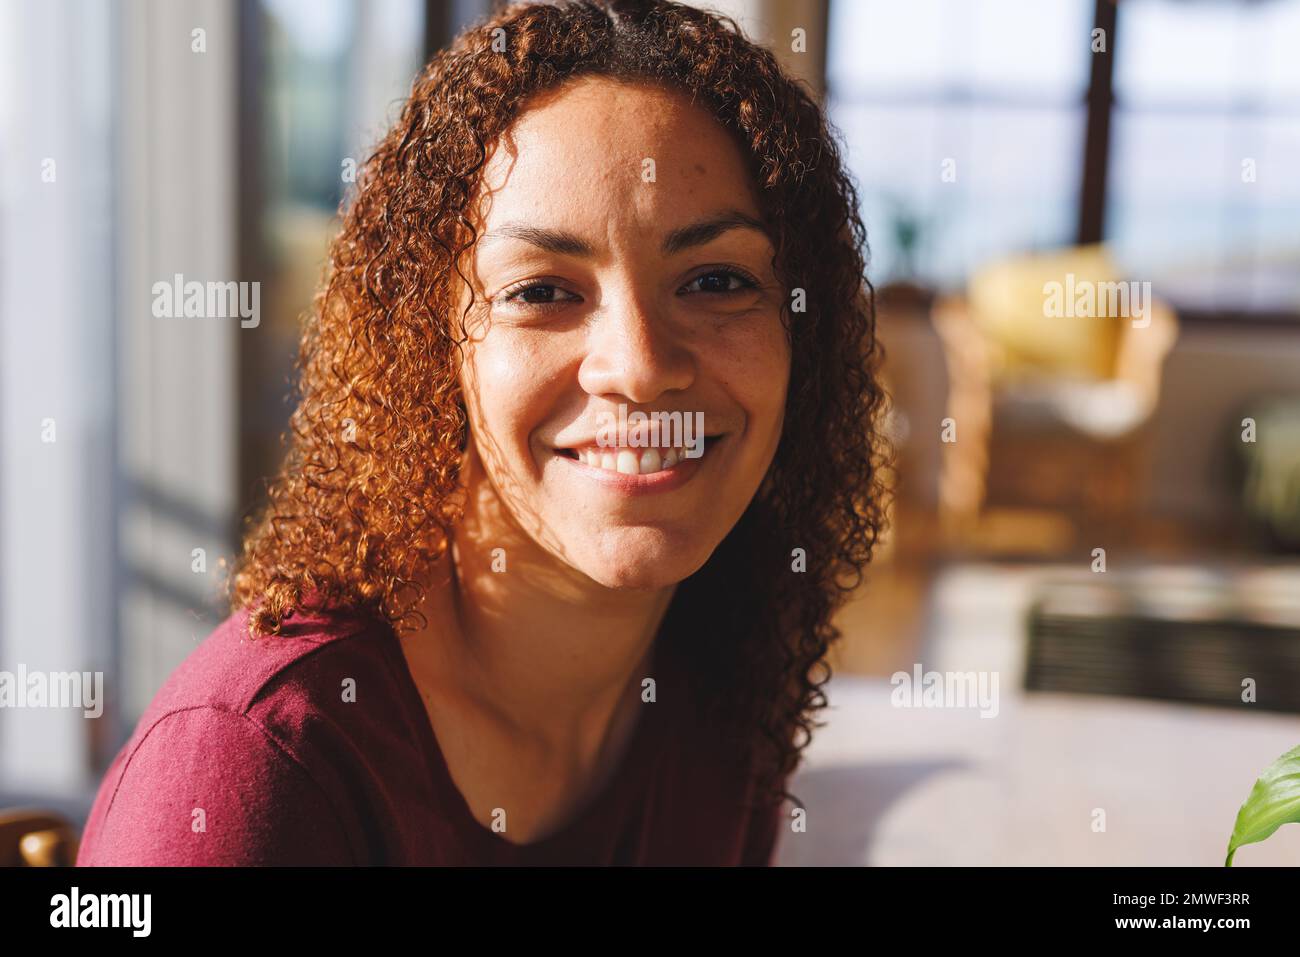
77, 0, 888, 866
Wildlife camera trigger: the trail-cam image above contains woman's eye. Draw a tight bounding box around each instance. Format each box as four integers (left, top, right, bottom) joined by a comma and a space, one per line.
501, 283, 580, 306
680, 269, 757, 295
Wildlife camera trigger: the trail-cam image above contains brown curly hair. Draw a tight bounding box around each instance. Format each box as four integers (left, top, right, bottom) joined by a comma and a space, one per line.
231, 0, 891, 813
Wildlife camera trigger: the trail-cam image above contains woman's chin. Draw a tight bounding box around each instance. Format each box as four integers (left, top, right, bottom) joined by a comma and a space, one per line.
573, 539, 713, 591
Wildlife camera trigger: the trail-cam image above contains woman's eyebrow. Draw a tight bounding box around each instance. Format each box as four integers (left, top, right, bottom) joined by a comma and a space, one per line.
478, 224, 592, 256
477, 209, 769, 258
661, 210, 769, 255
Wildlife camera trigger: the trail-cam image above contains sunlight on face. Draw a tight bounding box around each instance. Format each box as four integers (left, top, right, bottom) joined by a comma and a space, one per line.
456, 75, 791, 590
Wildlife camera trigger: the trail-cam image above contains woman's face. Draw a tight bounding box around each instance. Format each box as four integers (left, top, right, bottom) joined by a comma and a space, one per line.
455, 75, 790, 590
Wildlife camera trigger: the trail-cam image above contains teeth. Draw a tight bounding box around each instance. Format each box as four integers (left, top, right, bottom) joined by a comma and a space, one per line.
568, 444, 697, 475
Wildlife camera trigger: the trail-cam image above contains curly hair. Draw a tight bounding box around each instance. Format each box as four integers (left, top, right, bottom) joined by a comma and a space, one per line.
231, 0, 891, 813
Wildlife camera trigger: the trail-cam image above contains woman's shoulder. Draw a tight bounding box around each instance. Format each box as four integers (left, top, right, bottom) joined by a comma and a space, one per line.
76, 599, 414, 866
141, 599, 397, 724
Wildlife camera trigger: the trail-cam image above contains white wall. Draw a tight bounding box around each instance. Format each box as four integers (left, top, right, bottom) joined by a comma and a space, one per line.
115, 0, 240, 733
0, 0, 241, 799
0, 0, 117, 794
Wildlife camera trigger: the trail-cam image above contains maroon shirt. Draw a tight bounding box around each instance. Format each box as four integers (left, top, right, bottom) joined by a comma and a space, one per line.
76, 599, 784, 865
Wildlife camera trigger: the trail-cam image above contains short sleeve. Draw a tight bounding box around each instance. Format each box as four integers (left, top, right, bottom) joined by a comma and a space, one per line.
76, 706, 357, 866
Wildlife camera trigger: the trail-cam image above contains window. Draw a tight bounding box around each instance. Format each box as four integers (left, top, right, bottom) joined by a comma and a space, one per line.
1108, 0, 1300, 315
828, 0, 1300, 319
826, 0, 1093, 290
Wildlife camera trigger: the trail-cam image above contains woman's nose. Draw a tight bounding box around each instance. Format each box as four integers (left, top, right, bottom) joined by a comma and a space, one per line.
576, 295, 695, 404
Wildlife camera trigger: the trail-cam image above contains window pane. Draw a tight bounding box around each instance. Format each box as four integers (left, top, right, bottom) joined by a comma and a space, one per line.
827, 0, 1091, 289
829, 0, 1092, 99
1116, 0, 1300, 108
1108, 0, 1300, 313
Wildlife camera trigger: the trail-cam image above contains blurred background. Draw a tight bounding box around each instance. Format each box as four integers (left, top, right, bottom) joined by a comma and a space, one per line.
2, 0, 1299, 865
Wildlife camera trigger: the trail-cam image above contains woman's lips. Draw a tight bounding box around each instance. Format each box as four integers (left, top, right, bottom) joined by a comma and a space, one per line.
552, 437, 720, 493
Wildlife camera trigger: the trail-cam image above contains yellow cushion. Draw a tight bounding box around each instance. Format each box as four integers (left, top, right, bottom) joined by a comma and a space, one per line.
967, 245, 1127, 382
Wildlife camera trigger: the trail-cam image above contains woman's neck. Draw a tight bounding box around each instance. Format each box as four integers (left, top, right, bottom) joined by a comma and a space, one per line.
410, 445, 676, 764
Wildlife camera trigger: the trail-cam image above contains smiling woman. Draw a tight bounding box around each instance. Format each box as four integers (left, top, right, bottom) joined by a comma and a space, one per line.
76, 0, 890, 866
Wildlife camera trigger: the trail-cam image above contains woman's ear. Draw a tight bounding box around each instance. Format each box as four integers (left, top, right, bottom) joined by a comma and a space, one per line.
456, 428, 477, 489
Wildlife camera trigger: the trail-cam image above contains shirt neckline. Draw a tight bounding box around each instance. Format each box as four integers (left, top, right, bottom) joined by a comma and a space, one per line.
380, 614, 675, 861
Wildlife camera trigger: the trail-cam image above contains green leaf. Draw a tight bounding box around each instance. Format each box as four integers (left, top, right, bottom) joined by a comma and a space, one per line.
1226, 744, 1300, 866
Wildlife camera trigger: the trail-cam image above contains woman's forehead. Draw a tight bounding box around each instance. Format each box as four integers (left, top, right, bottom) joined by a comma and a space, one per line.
470, 75, 761, 229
